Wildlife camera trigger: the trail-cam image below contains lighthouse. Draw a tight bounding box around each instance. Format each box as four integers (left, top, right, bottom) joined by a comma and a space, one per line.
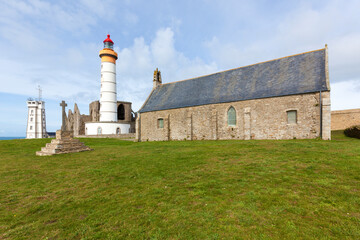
26, 86, 47, 139
99, 35, 118, 122
85, 34, 132, 135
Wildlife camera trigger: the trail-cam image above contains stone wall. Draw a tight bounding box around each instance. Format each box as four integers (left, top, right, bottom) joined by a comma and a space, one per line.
89, 101, 100, 122
331, 108, 360, 130
137, 92, 331, 141
116, 101, 133, 122
66, 104, 91, 137
67, 100, 136, 136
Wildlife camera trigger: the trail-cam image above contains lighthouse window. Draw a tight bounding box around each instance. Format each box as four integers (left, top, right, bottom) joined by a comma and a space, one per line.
104, 42, 113, 49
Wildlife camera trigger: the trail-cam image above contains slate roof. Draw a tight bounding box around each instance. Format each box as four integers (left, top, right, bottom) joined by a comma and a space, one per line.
139, 48, 329, 113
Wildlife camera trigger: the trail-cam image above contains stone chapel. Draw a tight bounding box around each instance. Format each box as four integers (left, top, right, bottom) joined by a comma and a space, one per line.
136, 46, 331, 141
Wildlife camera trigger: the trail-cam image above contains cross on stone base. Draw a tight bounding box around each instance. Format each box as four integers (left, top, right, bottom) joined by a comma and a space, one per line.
36, 100, 92, 156
60, 100, 67, 131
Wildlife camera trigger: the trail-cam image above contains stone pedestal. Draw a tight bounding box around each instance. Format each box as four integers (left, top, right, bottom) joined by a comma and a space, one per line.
36, 130, 92, 156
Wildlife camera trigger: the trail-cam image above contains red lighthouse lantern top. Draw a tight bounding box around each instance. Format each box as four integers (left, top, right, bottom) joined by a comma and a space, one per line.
103, 34, 114, 49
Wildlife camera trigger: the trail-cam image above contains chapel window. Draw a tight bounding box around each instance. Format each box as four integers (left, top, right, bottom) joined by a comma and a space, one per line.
30, 126, 33, 130
227, 107, 236, 126
287, 110, 297, 124
158, 118, 164, 128
30, 118, 33, 122
97, 127, 102, 135
116, 127, 120, 134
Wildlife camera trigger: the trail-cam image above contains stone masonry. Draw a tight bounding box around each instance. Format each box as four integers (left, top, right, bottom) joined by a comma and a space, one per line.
331, 108, 360, 130
137, 91, 331, 141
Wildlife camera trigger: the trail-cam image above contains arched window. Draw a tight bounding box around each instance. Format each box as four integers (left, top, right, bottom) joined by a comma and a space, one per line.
118, 104, 125, 120
97, 127, 102, 135
227, 107, 236, 126
116, 127, 120, 135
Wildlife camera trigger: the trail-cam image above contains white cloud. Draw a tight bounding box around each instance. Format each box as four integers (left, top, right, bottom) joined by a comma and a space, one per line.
331, 80, 360, 110
201, 0, 360, 111
330, 33, 360, 81
0, 0, 97, 34
0, 25, 218, 113
151, 28, 176, 67
117, 28, 218, 111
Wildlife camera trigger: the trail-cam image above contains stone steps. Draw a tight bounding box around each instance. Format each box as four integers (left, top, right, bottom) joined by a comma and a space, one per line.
44, 141, 84, 149
36, 130, 92, 156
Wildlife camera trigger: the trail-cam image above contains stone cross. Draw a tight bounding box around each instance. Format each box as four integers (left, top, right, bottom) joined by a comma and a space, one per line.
60, 100, 67, 131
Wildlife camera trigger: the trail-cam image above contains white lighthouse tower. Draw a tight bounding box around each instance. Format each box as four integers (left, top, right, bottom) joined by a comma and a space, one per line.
26, 87, 47, 139
99, 35, 118, 122
85, 34, 131, 135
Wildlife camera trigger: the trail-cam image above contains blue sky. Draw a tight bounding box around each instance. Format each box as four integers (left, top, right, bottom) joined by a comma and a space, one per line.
0, 0, 359, 136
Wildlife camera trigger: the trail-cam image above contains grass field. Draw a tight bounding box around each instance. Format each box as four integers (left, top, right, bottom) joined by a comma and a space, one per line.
0, 131, 359, 239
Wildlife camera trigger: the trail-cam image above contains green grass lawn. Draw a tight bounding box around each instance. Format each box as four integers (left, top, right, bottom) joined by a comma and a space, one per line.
0, 131, 359, 239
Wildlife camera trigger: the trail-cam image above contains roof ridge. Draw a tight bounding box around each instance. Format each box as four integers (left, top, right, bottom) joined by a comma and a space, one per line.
162, 48, 326, 85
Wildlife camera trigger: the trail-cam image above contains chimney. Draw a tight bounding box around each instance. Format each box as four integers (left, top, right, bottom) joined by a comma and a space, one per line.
153, 68, 162, 89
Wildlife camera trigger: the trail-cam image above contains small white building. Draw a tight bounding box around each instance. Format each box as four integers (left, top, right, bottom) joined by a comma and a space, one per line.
26, 100, 47, 138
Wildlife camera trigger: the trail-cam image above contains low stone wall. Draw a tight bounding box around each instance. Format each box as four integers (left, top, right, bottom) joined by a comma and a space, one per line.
77, 133, 135, 139
331, 108, 360, 130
